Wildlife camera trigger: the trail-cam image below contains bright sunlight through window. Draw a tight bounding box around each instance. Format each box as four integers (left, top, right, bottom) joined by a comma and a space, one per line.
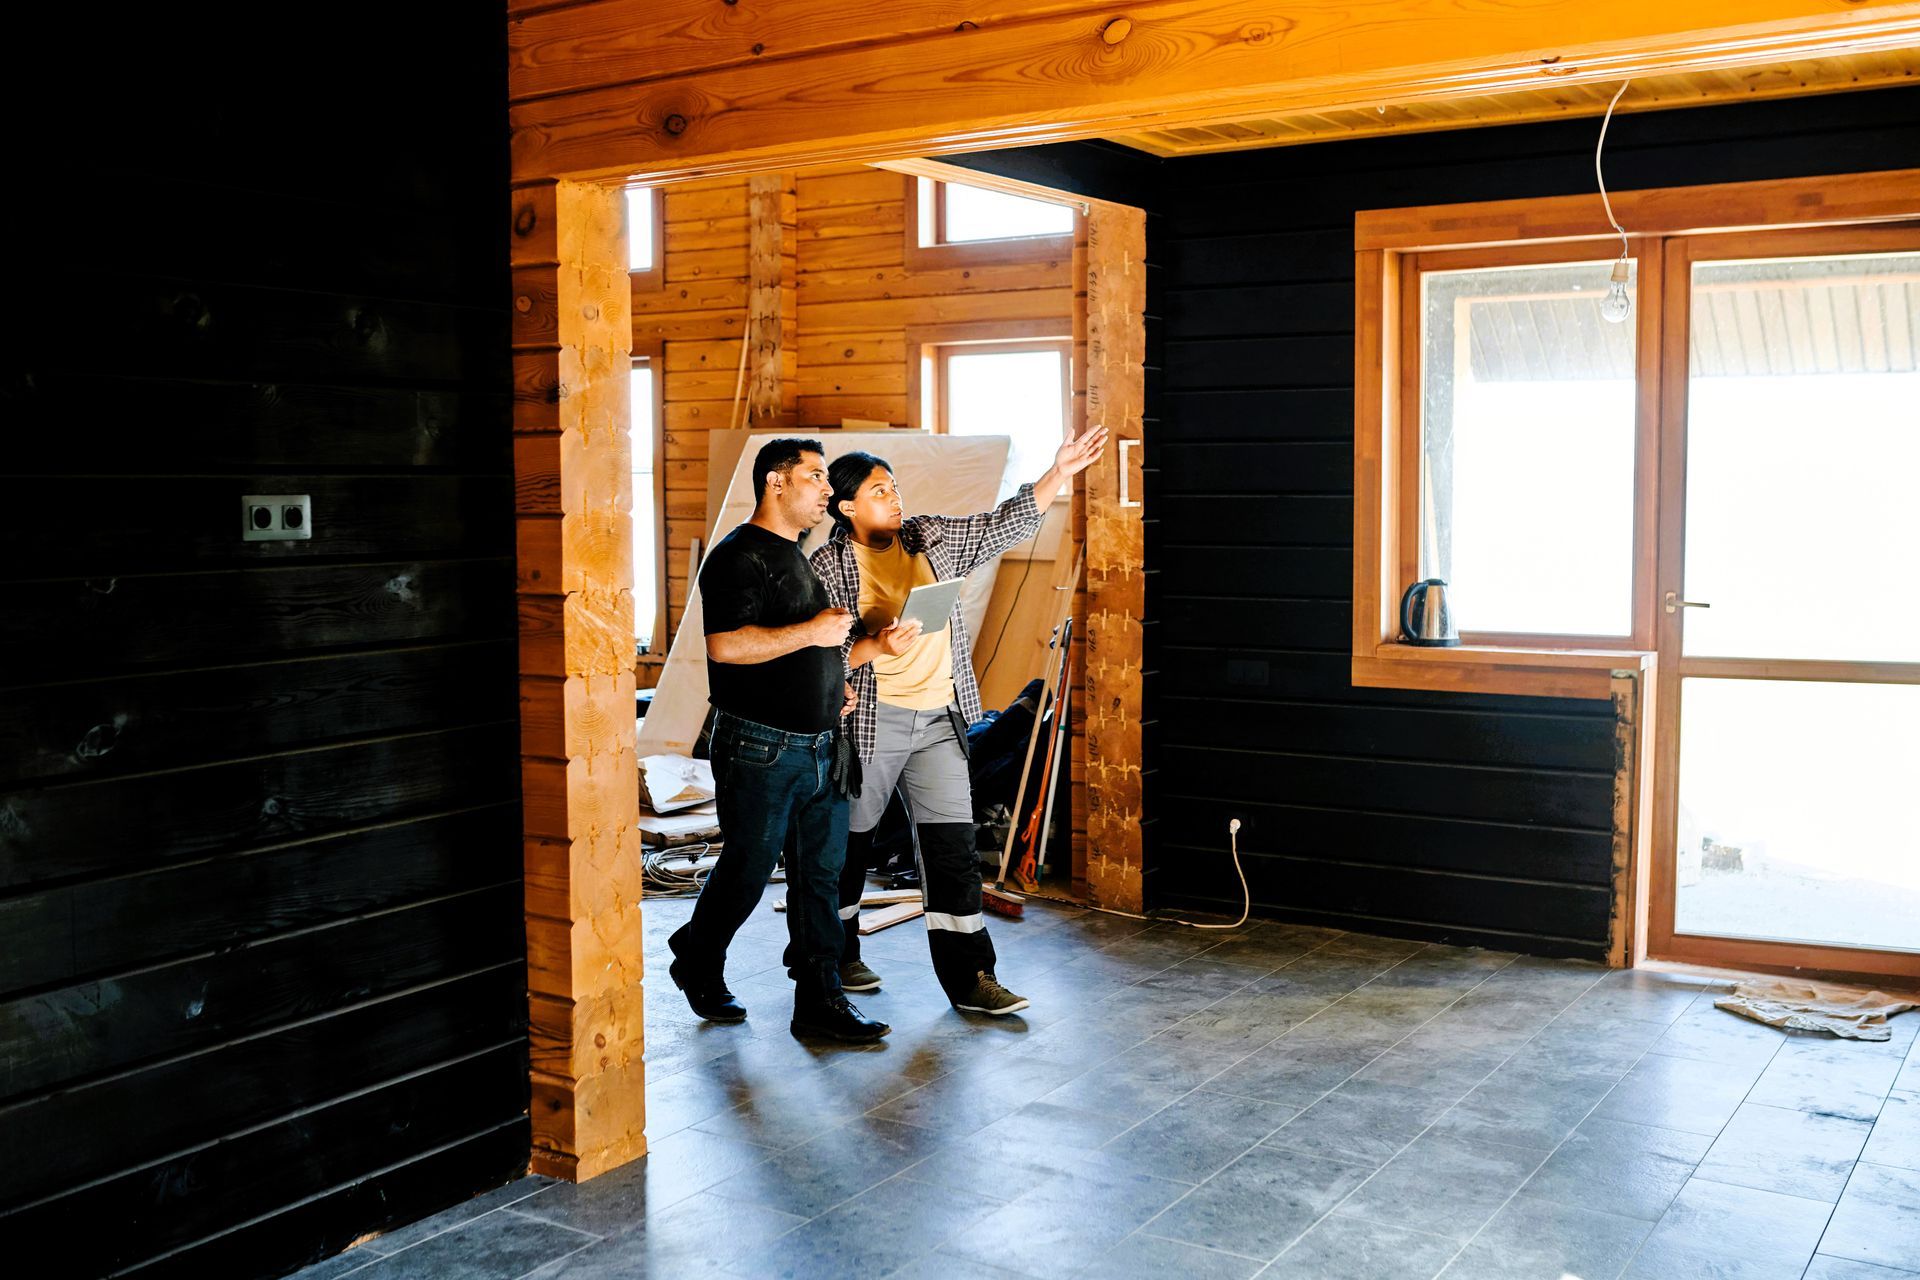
921, 177, 1073, 245
1420, 260, 1638, 637
629, 359, 658, 650
626, 187, 656, 273
943, 347, 1068, 486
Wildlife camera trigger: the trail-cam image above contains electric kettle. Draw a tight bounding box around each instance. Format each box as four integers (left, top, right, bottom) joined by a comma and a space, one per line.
1400, 578, 1460, 647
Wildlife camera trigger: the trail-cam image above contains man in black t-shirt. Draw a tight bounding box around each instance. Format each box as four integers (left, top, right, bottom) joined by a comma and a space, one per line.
666, 438, 889, 1042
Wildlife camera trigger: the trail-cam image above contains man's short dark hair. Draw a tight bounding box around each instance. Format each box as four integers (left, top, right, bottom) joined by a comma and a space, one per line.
750, 437, 825, 504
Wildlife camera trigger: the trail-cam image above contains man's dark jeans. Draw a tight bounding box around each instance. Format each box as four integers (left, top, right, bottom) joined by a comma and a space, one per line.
674, 710, 849, 983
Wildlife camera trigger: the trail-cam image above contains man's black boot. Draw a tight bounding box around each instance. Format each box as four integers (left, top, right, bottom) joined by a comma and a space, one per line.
667, 924, 747, 1022
791, 957, 889, 1042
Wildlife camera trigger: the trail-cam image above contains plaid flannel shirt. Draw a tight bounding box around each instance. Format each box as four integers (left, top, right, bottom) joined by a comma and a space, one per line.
810, 483, 1043, 764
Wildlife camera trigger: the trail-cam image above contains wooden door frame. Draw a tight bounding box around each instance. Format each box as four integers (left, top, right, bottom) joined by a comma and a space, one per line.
509, 163, 1145, 1181
1648, 222, 1920, 984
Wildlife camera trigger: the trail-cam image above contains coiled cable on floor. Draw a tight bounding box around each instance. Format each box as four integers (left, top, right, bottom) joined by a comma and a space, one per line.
642, 841, 721, 897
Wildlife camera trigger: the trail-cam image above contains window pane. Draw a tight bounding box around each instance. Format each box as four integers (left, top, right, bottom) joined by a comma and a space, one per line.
1420, 261, 1637, 636
942, 183, 1073, 243
1682, 252, 1920, 661
626, 187, 656, 273
1676, 677, 1920, 952
945, 349, 1064, 483
630, 361, 657, 650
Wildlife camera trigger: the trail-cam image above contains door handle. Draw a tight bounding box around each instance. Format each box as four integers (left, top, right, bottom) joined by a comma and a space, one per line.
1663, 591, 1711, 614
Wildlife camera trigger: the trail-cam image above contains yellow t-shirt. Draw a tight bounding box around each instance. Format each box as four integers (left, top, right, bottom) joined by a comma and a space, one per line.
851, 538, 955, 711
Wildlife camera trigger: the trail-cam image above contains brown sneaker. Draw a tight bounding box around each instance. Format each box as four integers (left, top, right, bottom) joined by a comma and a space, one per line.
954, 971, 1029, 1016
839, 959, 882, 992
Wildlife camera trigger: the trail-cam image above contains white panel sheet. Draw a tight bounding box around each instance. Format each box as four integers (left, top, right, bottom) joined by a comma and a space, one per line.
638, 431, 1011, 756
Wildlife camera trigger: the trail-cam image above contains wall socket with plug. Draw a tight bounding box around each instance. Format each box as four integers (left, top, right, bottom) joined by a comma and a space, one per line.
242, 494, 313, 541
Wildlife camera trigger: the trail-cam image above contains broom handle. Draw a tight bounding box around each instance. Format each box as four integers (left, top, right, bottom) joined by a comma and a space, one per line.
1034, 642, 1072, 874
995, 621, 1067, 889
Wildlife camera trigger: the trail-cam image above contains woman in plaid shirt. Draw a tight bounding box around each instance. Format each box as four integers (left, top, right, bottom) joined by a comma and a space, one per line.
810, 427, 1106, 1015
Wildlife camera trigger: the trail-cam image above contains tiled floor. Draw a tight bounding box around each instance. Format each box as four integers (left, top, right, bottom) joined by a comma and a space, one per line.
300, 886, 1920, 1279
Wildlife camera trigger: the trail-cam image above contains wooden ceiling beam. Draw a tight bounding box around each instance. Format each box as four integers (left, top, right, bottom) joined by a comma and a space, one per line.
509, 0, 1920, 184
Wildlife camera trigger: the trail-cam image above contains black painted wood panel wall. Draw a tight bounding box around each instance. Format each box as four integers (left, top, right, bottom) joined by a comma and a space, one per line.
0, 7, 525, 1278
964, 86, 1920, 959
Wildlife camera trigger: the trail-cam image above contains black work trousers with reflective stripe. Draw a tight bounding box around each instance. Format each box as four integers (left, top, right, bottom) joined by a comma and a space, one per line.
841, 702, 994, 1001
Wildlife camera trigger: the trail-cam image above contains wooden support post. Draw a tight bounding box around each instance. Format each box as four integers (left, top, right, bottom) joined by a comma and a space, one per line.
1082, 203, 1148, 914
746, 171, 798, 431
510, 178, 645, 1181
1608, 664, 1658, 969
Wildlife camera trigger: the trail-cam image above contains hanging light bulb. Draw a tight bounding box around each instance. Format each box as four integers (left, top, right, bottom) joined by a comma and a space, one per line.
1600, 257, 1632, 324
1594, 80, 1633, 325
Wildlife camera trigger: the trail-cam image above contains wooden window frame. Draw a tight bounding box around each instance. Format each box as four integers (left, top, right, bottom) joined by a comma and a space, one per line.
904, 317, 1072, 436
903, 174, 1079, 272
1393, 238, 1662, 654
1353, 168, 1920, 701
627, 185, 666, 293
631, 340, 667, 668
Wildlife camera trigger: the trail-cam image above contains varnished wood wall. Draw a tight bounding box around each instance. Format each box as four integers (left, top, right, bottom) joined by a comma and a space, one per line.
0, 8, 525, 1275
637, 165, 1075, 639
637, 163, 1094, 851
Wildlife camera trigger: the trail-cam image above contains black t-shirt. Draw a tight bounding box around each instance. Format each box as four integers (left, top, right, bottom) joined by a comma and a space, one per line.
700, 522, 842, 734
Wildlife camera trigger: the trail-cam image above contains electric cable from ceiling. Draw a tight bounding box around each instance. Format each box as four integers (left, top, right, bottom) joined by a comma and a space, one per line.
1596, 80, 1636, 324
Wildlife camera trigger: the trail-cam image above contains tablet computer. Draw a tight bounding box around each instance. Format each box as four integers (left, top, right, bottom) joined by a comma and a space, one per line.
898, 577, 965, 633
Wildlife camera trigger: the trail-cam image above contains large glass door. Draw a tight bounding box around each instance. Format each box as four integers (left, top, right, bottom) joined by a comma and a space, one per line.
1652, 226, 1920, 979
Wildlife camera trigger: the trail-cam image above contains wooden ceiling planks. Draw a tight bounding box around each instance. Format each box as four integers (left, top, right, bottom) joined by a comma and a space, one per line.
506, 0, 1920, 184
1109, 47, 1920, 155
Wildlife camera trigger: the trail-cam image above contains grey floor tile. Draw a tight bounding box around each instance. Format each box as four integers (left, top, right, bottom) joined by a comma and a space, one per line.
363, 1177, 558, 1255
1103, 1089, 1300, 1183
1863, 1090, 1920, 1172
1820, 1162, 1920, 1272
972, 1098, 1137, 1153
1256, 955, 1401, 1001
1622, 1178, 1831, 1280
513, 1128, 776, 1234
1803, 1257, 1920, 1279
1145, 1144, 1374, 1259
1565, 970, 1710, 1026
1438, 1195, 1650, 1280
1321, 933, 1429, 961
1647, 1004, 1789, 1069
290, 1250, 383, 1279
1075, 1232, 1266, 1280
1263, 1214, 1459, 1280
1262, 1079, 1454, 1168
1594, 1051, 1762, 1136
703, 1114, 947, 1218
521, 1191, 804, 1277
1520, 1115, 1713, 1222
1150, 991, 1317, 1055
644, 1066, 748, 1140
1038, 1039, 1243, 1122
1749, 1041, 1906, 1123
1514, 1012, 1667, 1080
1696, 1103, 1873, 1201
942, 1157, 1191, 1277
1205, 1039, 1386, 1109
1350, 1044, 1514, 1100
728, 1170, 1004, 1280
886, 1251, 1037, 1280
1338, 1132, 1545, 1243
1192, 926, 1332, 972
1431, 1060, 1615, 1151
346, 1209, 597, 1280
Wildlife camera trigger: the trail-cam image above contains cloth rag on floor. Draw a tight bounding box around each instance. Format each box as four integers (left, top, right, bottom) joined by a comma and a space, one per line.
1714, 979, 1916, 1041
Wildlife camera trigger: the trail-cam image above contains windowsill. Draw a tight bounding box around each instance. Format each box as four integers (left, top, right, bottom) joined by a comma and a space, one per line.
1353, 643, 1654, 700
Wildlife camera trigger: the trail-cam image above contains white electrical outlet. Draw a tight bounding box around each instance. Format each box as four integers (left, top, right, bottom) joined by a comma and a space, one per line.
242, 494, 313, 541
